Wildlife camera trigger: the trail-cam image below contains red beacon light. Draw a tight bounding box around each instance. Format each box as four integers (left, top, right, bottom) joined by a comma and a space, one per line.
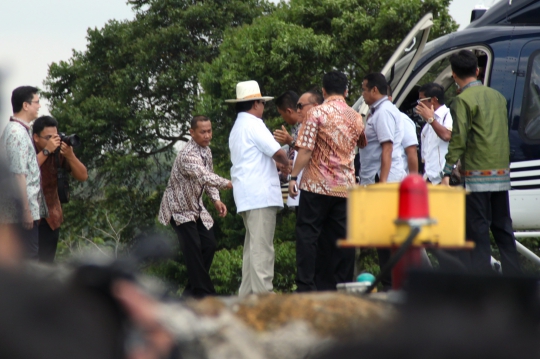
398, 174, 430, 221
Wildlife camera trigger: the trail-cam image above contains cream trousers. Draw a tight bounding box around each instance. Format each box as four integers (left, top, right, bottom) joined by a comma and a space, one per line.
238, 207, 279, 295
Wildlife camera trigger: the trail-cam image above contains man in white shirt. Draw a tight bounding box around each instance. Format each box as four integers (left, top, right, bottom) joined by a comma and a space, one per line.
415, 83, 453, 184
227, 80, 289, 295
387, 86, 419, 174
359, 73, 406, 185
359, 73, 406, 291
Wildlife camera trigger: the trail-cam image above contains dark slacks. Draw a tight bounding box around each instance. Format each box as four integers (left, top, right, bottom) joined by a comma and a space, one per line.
465, 191, 522, 275
38, 220, 60, 263
296, 190, 355, 292
170, 218, 217, 297
19, 221, 39, 260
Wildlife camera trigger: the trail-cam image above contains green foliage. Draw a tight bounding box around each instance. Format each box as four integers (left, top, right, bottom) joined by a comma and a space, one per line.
44, 0, 273, 246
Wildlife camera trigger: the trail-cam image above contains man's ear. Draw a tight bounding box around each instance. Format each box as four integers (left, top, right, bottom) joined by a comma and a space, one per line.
344, 89, 348, 97
32, 133, 39, 143
189, 128, 195, 137
322, 88, 328, 98
476, 67, 480, 77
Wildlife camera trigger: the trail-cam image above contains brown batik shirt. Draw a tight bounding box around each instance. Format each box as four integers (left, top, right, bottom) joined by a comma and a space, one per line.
296, 95, 364, 198
38, 152, 70, 230
158, 138, 230, 229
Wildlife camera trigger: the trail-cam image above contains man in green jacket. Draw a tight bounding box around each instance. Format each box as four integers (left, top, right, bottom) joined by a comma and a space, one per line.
441, 50, 521, 275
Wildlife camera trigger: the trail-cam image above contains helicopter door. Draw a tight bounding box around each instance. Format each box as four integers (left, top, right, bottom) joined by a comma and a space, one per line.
353, 13, 434, 116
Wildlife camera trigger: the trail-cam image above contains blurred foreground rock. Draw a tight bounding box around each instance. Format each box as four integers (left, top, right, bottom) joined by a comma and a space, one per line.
158, 292, 396, 359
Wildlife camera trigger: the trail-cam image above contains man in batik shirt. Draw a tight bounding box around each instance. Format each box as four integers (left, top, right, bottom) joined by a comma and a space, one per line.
159, 116, 232, 298
288, 71, 364, 292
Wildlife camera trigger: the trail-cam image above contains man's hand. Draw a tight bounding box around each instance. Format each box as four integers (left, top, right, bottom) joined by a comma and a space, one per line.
280, 161, 292, 177
22, 209, 33, 230
273, 125, 294, 146
224, 181, 233, 190
45, 134, 61, 153
288, 180, 298, 199
59, 142, 75, 159
441, 176, 450, 186
214, 200, 228, 217
415, 102, 435, 121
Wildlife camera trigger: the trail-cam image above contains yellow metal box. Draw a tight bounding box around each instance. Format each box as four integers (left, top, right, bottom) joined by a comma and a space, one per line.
342, 183, 466, 248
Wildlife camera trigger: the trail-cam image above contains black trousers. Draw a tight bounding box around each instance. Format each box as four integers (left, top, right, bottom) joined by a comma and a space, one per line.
19, 221, 39, 260
296, 190, 355, 292
465, 191, 522, 275
170, 218, 217, 297
38, 220, 60, 263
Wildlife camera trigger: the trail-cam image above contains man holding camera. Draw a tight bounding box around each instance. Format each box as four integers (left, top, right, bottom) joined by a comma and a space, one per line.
33, 115, 88, 263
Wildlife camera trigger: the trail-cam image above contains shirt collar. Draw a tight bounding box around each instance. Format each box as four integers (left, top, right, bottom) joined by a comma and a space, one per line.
434, 104, 449, 118
237, 111, 262, 122
460, 80, 482, 92
369, 96, 389, 115
10, 116, 31, 130
323, 95, 346, 104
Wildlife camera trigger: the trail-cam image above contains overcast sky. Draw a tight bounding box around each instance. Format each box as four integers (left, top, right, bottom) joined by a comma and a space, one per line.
0, 0, 492, 128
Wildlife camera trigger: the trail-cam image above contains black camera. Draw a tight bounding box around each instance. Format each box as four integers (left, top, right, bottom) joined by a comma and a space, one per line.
59, 132, 81, 147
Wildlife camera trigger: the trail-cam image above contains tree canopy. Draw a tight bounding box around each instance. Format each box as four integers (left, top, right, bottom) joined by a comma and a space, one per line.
44, 0, 274, 243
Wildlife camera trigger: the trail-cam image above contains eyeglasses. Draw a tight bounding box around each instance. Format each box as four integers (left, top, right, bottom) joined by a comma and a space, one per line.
39, 135, 53, 140
416, 97, 432, 104
27, 100, 40, 105
296, 102, 314, 110
258, 100, 266, 105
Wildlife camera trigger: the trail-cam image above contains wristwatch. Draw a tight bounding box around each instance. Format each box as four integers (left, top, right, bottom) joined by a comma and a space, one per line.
427, 117, 435, 124
287, 175, 298, 181
42, 149, 50, 156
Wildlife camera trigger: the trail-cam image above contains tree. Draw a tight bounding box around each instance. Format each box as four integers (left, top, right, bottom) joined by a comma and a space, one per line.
44, 0, 274, 244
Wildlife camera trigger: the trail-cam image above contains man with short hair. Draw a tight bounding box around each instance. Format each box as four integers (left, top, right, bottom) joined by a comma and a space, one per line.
33, 115, 88, 262
387, 85, 418, 174
359, 73, 406, 290
159, 115, 233, 297
281, 90, 324, 208
441, 50, 521, 275
274, 90, 301, 183
359, 73, 405, 185
288, 71, 364, 291
0, 86, 43, 258
415, 82, 453, 184
274, 90, 301, 150
227, 80, 289, 295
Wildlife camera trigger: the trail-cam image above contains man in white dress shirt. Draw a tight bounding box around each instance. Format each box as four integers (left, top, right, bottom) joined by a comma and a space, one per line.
387, 86, 419, 174
415, 83, 453, 184
227, 80, 289, 295
359, 73, 406, 185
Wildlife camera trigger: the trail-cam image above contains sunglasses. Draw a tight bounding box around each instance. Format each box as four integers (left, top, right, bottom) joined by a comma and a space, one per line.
416, 97, 432, 104
296, 102, 314, 110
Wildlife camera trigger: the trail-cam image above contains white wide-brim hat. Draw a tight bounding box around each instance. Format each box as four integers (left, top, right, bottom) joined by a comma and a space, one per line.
225, 80, 274, 103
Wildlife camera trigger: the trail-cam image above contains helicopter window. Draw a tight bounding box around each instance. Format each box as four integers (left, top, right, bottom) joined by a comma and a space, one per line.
519, 51, 540, 143
397, 49, 490, 120
501, 1, 540, 25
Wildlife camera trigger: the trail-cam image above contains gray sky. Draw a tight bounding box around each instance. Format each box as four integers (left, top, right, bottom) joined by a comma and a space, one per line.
0, 0, 486, 126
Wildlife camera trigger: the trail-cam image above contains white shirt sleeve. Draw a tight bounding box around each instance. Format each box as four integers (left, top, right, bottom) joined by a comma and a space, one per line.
442, 110, 453, 131
401, 114, 418, 148
251, 121, 281, 158
375, 109, 396, 144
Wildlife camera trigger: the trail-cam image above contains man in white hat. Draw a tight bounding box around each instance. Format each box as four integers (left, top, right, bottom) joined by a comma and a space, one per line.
227, 80, 289, 295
